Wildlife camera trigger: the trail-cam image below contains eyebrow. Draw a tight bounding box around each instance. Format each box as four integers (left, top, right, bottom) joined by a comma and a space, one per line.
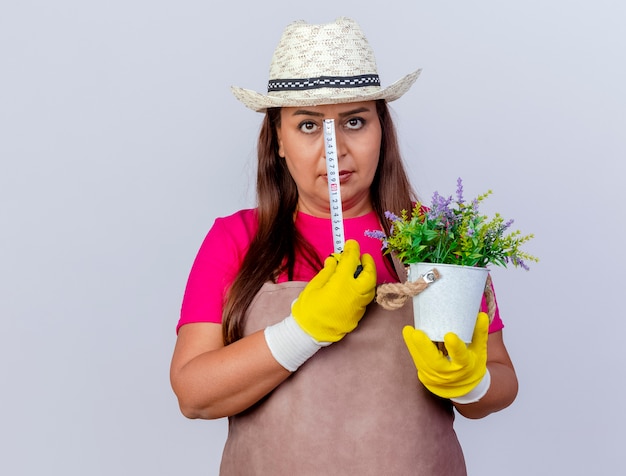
290, 106, 372, 118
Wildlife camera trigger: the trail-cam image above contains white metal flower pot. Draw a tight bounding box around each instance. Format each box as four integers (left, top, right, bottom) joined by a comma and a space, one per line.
408, 262, 489, 343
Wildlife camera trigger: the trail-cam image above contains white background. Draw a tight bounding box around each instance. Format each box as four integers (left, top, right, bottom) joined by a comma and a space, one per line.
1, 1, 624, 475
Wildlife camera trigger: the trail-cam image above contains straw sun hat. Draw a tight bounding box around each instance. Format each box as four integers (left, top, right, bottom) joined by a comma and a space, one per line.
231, 17, 421, 112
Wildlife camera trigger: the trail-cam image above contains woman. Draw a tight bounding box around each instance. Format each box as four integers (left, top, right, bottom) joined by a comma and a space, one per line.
170, 17, 518, 475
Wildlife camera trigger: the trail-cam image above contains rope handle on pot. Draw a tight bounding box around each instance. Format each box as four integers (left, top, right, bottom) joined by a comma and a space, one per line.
376, 268, 496, 323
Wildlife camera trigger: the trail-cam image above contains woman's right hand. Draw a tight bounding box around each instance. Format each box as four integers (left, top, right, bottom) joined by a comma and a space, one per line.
291, 239, 377, 343
171, 239, 376, 419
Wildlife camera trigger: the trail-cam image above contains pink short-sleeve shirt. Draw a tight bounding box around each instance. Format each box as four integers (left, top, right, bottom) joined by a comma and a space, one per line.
178, 209, 504, 333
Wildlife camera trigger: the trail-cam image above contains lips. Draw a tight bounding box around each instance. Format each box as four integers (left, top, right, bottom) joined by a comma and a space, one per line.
338, 171, 352, 183
322, 170, 353, 184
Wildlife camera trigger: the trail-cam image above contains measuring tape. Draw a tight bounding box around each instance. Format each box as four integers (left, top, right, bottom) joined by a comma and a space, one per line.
323, 119, 346, 254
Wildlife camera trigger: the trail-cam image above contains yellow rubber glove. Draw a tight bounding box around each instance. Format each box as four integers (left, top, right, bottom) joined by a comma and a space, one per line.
402, 312, 490, 400
291, 239, 376, 343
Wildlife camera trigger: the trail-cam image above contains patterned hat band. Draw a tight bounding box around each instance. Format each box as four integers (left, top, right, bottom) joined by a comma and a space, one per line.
268, 74, 381, 92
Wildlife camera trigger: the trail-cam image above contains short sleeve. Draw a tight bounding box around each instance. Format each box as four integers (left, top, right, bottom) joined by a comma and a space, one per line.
177, 209, 257, 333
481, 276, 504, 333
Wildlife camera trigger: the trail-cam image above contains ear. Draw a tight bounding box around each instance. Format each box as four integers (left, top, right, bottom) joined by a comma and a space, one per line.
276, 126, 285, 158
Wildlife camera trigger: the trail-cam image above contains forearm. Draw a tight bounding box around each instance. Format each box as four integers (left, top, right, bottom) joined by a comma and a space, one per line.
171, 329, 291, 420
453, 360, 518, 419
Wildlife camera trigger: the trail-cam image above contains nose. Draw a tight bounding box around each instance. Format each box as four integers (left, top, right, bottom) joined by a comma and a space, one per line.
322, 120, 346, 162
334, 127, 347, 160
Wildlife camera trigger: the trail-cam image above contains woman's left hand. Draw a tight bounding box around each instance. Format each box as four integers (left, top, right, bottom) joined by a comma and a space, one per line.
402, 312, 490, 401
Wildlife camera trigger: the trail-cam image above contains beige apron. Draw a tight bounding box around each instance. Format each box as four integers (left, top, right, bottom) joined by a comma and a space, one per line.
220, 266, 466, 475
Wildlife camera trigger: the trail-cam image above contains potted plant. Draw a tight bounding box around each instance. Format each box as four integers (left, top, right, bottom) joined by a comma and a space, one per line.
366, 177, 537, 342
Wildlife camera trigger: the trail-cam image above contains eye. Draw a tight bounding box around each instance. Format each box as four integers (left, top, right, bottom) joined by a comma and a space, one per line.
344, 117, 365, 130
298, 120, 319, 134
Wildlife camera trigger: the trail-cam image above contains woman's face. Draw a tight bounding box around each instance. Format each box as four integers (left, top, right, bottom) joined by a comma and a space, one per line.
276, 101, 382, 218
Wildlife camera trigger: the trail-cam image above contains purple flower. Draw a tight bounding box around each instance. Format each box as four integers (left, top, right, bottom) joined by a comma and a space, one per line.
365, 229, 387, 240
456, 177, 464, 204
471, 198, 479, 213
384, 210, 402, 223
428, 191, 455, 224
511, 255, 530, 271
364, 229, 389, 250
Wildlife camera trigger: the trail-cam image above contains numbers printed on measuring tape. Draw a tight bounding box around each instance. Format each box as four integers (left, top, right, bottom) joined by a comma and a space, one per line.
323, 119, 346, 254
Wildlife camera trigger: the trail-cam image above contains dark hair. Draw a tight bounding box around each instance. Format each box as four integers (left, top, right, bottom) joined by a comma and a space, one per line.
222, 100, 416, 344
